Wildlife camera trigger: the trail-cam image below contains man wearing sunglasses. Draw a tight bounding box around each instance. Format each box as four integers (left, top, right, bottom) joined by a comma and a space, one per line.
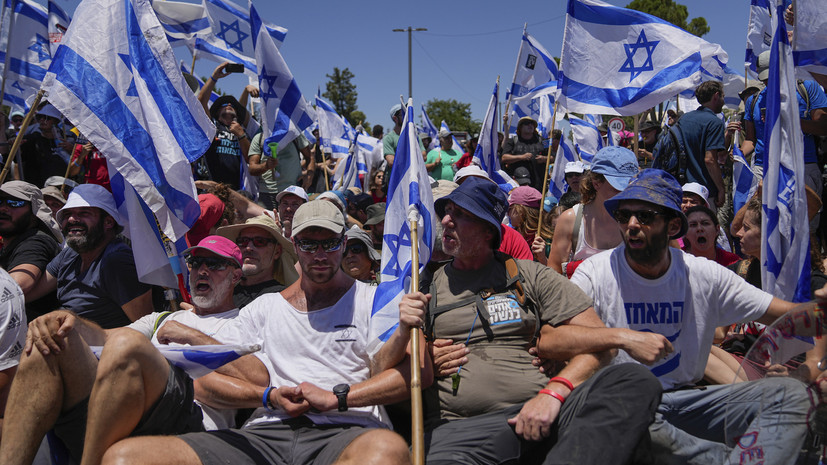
0, 235, 248, 464
568, 169, 811, 464
18, 104, 75, 188
0, 181, 63, 321
105, 200, 419, 464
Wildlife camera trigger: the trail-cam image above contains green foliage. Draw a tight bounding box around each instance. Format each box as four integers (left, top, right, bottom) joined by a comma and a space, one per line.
626, 0, 710, 37
424, 98, 481, 134
323, 67, 358, 117
350, 110, 371, 134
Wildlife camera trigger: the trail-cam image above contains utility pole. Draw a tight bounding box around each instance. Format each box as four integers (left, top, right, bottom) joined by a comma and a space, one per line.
392, 26, 427, 99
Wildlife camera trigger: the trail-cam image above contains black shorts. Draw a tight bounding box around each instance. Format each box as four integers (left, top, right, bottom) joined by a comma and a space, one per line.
54, 363, 204, 462
179, 417, 376, 465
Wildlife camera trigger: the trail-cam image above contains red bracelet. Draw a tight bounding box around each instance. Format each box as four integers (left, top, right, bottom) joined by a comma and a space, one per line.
549, 376, 574, 391
539, 389, 565, 404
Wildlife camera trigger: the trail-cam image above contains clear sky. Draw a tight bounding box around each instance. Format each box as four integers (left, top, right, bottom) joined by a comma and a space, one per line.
53, 0, 750, 128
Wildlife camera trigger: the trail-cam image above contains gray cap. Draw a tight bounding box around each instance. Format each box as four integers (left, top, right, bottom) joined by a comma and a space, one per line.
291, 200, 346, 237
345, 226, 380, 262
0, 181, 63, 242
438, 128, 452, 139
363, 203, 386, 226
757, 50, 771, 81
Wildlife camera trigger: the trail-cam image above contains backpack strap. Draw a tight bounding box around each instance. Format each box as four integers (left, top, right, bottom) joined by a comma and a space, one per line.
151, 311, 174, 337
797, 80, 810, 116
672, 122, 688, 183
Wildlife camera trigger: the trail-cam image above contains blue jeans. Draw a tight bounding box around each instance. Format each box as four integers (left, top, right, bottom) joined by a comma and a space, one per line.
649, 377, 809, 465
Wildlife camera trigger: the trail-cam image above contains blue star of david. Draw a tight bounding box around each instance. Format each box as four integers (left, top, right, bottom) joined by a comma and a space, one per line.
258, 65, 279, 105
29, 34, 50, 62
216, 20, 248, 53
763, 204, 783, 275
382, 223, 412, 276
526, 98, 540, 115
11, 81, 24, 92
619, 30, 659, 83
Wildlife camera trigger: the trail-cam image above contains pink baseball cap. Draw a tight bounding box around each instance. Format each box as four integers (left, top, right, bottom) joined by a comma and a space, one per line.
508, 186, 543, 209
182, 235, 242, 267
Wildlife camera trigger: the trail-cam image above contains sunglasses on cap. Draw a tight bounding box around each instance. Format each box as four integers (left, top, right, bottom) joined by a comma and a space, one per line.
295, 237, 344, 254
236, 236, 275, 248
343, 242, 367, 256
185, 256, 237, 271
0, 198, 27, 208
613, 209, 667, 226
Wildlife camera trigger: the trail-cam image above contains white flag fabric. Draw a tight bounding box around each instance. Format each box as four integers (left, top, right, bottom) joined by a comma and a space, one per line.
792, 0, 827, 75
419, 105, 439, 150
151, 0, 210, 47
569, 114, 602, 164
315, 95, 353, 157
180, 61, 218, 105
506, 30, 558, 135
731, 132, 758, 215
472, 82, 518, 194
354, 131, 380, 174
370, 100, 436, 355
760, 0, 810, 304
0, 0, 11, 104
250, 1, 313, 153
91, 344, 260, 379
549, 138, 578, 199
746, 0, 775, 78
42, 0, 215, 286
47, 0, 70, 56
558, 0, 729, 116
1, 0, 50, 112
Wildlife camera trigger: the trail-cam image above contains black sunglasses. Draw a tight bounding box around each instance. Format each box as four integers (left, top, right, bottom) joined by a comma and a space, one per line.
613, 209, 666, 226
344, 242, 367, 256
185, 256, 236, 271
295, 237, 344, 253
236, 236, 275, 248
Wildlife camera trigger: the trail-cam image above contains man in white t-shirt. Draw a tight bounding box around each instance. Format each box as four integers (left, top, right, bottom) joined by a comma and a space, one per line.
568, 169, 811, 464
0, 235, 246, 465
102, 199, 423, 465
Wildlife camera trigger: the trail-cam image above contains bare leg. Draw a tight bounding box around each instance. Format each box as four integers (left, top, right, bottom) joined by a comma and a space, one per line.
80, 329, 170, 465
0, 329, 98, 464
703, 346, 749, 385
102, 436, 202, 465
334, 429, 411, 465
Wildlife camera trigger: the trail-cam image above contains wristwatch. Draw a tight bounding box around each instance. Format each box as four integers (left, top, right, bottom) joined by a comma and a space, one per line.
333, 383, 350, 412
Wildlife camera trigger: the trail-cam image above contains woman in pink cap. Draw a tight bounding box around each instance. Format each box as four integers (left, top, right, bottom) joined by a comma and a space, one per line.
507, 186, 555, 265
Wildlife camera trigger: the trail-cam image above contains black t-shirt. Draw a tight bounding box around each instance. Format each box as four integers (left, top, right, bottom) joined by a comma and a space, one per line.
500, 134, 545, 190
201, 124, 243, 190
20, 132, 70, 189
0, 228, 61, 320
232, 279, 285, 309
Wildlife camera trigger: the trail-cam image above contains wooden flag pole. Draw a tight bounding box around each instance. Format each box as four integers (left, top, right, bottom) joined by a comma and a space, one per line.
633, 113, 640, 162
537, 100, 559, 228
0, 89, 45, 184
409, 216, 424, 465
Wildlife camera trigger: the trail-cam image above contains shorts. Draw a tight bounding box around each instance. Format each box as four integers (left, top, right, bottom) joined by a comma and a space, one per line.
179, 417, 376, 465
54, 363, 204, 461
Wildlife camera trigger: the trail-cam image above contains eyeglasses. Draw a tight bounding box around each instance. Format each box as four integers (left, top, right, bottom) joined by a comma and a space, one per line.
11, 118, 23, 124
236, 236, 275, 248
295, 236, 344, 253
613, 209, 666, 226
185, 256, 236, 271
0, 198, 27, 208
344, 242, 367, 256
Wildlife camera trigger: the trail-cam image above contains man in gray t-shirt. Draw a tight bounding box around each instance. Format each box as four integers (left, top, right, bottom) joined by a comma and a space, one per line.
248, 132, 312, 210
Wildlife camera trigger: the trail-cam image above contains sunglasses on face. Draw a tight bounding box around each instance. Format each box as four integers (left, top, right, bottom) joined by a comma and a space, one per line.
0, 198, 27, 208
295, 237, 344, 254
344, 242, 367, 256
613, 209, 666, 226
236, 236, 275, 248
185, 256, 236, 271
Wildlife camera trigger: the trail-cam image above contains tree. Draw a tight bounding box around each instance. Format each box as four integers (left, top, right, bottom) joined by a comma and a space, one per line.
349, 110, 371, 135
625, 0, 709, 37
323, 67, 358, 118
424, 98, 480, 134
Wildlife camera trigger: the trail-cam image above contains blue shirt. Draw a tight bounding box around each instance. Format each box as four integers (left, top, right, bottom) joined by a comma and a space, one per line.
744, 79, 827, 166
676, 106, 726, 198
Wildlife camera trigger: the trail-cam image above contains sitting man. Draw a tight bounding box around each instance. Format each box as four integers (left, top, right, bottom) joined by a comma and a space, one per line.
0, 236, 246, 464
568, 169, 811, 464
101, 199, 427, 465
404, 177, 661, 464
27, 184, 153, 328
217, 214, 299, 307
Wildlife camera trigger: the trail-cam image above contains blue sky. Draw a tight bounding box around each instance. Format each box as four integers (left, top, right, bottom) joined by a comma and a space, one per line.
54, 0, 750, 127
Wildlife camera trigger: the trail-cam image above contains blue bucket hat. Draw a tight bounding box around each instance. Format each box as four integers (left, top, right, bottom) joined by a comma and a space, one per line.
604, 169, 688, 239
590, 146, 640, 191
434, 177, 507, 248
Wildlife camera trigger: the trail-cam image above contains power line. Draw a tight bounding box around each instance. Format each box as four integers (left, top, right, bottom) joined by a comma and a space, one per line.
411, 35, 486, 104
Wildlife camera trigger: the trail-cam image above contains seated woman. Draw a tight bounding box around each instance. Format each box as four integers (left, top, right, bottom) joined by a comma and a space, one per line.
507, 186, 555, 265
682, 205, 740, 266
341, 226, 380, 284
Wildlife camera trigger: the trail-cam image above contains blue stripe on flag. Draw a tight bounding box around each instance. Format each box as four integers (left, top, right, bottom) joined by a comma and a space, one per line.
193, 37, 257, 71
15, 1, 47, 24
567, 0, 674, 27
8, 57, 48, 81
160, 16, 210, 35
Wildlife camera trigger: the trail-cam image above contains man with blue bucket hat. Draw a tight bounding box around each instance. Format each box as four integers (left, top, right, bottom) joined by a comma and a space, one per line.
568, 168, 812, 464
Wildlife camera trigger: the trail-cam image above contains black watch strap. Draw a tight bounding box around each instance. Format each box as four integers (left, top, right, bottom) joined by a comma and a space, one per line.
333, 383, 350, 412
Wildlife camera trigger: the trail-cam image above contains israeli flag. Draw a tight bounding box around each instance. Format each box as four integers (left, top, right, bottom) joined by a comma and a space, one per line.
315, 95, 353, 157
761, 0, 811, 304
1, 0, 50, 112
41, 0, 215, 286
354, 130, 381, 174
511, 80, 560, 139
370, 100, 436, 355
419, 105, 439, 150
198, 0, 286, 74
439, 121, 463, 153
506, 29, 558, 135
47, 0, 70, 56
190, 35, 257, 74
91, 344, 260, 379
180, 61, 218, 105
250, 1, 313, 156
570, 114, 602, 163
721, 67, 747, 109
473, 81, 519, 194
792, 0, 827, 75
746, 0, 774, 77
732, 132, 758, 215
549, 138, 578, 199
332, 142, 362, 192
558, 0, 729, 116
0, 0, 10, 101
151, 0, 210, 47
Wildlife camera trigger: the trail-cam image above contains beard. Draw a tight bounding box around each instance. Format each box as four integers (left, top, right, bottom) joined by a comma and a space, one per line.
64, 219, 106, 253
624, 229, 670, 266
0, 210, 34, 237
191, 274, 234, 310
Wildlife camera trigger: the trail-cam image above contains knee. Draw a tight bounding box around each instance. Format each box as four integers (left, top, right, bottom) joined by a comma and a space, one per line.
761, 376, 809, 410
97, 330, 152, 375
339, 429, 410, 465
603, 363, 662, 399
101, 439, 138, 465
